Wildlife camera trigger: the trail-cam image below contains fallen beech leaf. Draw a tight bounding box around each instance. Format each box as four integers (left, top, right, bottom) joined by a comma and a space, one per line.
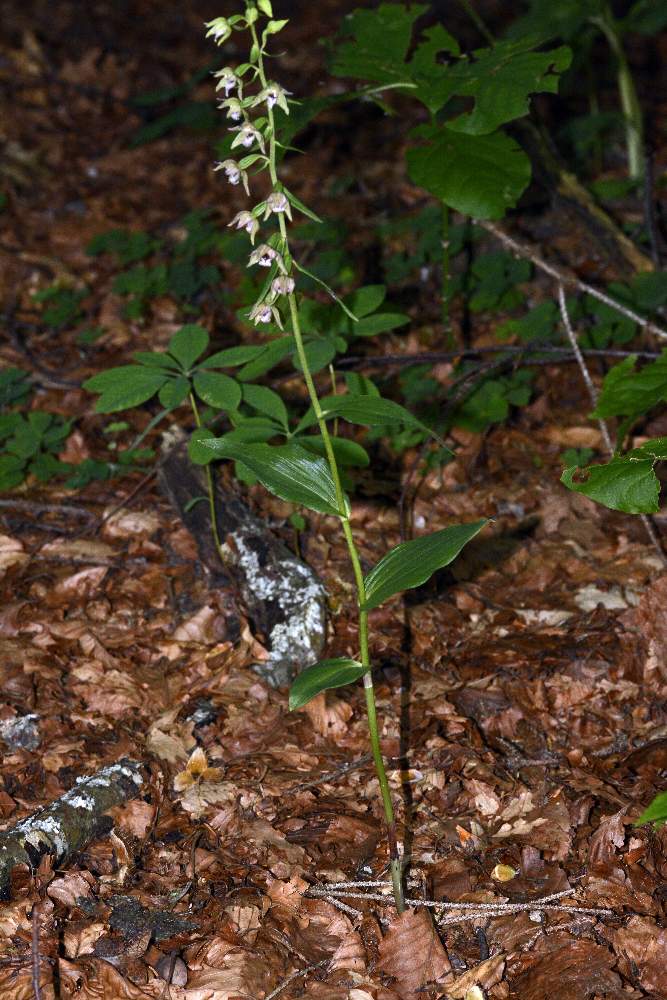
447, 955, 505, 999
378, 907, 451, 999
0, 535, 28, 576
609, 915, 667, 994
303, 691, 353, 736
63, 921, 106, 958
47, 872, 94, 906
102, 509, 160, 539
146, 707, 195, 764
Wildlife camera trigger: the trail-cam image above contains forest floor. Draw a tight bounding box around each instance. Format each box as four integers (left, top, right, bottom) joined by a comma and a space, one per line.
1, 1, 667, 998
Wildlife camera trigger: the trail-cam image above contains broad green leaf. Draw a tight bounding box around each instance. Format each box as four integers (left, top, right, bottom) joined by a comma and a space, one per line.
446, 41, 572, 135
83, 366, 169, 413
353, 312, 410, 337
193, 371, 242, 411
635, 791, 667, 827
331, 4, 428, 87
407, 125, 531, 219
216, 419, 282, 445
561, 457, 659, 514
187, 428, 218, 464
191, 439, 346, 517
237, 336, 295, 381
345, 285, 386, 318
242, 383, 289, 430
133, 351, 181, 370
592, 352, 667, 420
344, 372, 380, 397
296, 394, 443, 448
168, 324, 209, 370
199, 345, 267, 368
293, 339, 338, 374
362, 520, 488, 611
299, 435, 370, 468
159, 376, 190, 409
289, 658, 367, 710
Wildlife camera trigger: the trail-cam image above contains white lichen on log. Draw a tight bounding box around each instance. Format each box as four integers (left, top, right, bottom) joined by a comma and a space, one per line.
0, 759, 144, 899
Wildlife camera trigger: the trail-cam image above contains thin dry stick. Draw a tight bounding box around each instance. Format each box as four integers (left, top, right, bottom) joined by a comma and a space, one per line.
557, 284, 667, 565
556, 284, 614, 453
264, 960, 329, 1000
31, 903, 42, 1000
479, 220, 667, 341
307, 885, 613, 919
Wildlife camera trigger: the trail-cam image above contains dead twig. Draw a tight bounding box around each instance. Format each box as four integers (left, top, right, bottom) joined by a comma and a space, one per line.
479, 220, 667, 341
264, 960, 329, 1000
31, 902, 42, 1000
306, 883, 614, 925
557, 284, 666, 566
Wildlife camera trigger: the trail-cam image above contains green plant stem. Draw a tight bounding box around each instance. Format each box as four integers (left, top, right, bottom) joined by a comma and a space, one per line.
189, 392, 222, 556
593, 7, 644, 180
251, 21, 405, 914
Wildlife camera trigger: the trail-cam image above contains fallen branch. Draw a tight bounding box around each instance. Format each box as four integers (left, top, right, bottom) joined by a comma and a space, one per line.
478, 221, 667, 341
306, 882, 615, 927
0, 759, 145, 900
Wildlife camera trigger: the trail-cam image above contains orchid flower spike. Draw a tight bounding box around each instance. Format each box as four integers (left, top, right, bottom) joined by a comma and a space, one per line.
230, 123, 265, 153
263, 191, 291, 221
271, 275, 295, 296
213, 67, 238, 96
204, 18, 232, 45
252, 82, 291, 114
220, 97, 244, 121
248, 244, 286, 271
249, 301, 283, 328
228, 211, 260, 244
214, 159, 249, 196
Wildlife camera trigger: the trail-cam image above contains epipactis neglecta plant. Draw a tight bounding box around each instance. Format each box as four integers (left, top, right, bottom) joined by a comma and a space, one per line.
205, 1, 488, 912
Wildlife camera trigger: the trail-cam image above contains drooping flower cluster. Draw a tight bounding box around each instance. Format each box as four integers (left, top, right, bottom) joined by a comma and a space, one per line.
206, 4, 295, 328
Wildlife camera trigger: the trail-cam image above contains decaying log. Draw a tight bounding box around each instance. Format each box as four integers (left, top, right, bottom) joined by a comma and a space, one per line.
159, 432, 327, 687
0, 759, 145, 900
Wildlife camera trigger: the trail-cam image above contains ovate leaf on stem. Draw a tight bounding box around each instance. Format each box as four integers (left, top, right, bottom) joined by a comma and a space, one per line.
362, 520, 488, 610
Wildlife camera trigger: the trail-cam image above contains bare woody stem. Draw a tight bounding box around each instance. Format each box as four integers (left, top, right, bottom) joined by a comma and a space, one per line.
250, 20, 405, 913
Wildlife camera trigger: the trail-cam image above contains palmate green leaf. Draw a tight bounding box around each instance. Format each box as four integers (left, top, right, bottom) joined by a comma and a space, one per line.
289, 658, 367, 710
591, 352, 667, 420
159, 376, 190, 409
199, 345, 267, 368
296, 394, 439, 444
353, 312, 410, 337
344, 285, 386, 318
446, 41, 572, 135
561, 457, 660, 514
242, 383, 289, 431
635, 791, 667, 828
407, 125, 531, 219
362, 520, 488, 611
83, 366, 169, 413
190, 438, 346, 517
237, 336, 295, 381
168, 324, 209, 370
192, 371, 242, 411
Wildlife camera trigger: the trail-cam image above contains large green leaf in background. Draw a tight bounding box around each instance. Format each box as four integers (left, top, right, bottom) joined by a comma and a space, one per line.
407, 125, 532, 219
561, 438, 667, 514
362, 520, 488, 610
188, 436, 346, 517
83, 366, 169, 413
289, 657, 367, 710
332, 4, 570, 124
167, 324, 209, 370
295, 393, 439, 443
592, 352, 667, 420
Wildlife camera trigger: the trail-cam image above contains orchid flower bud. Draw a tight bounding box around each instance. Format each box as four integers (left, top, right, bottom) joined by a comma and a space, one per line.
204, 18, 232, 45
229, 211, 260, 244
230, 123, 265, 153
252, 82, 291, 114
214, 159, 250, 196
271, 275, 295, 296
220, 97, 244, 121
248, 243, 284, 269
214, 67, 238, 96
263, 191, 291, 220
